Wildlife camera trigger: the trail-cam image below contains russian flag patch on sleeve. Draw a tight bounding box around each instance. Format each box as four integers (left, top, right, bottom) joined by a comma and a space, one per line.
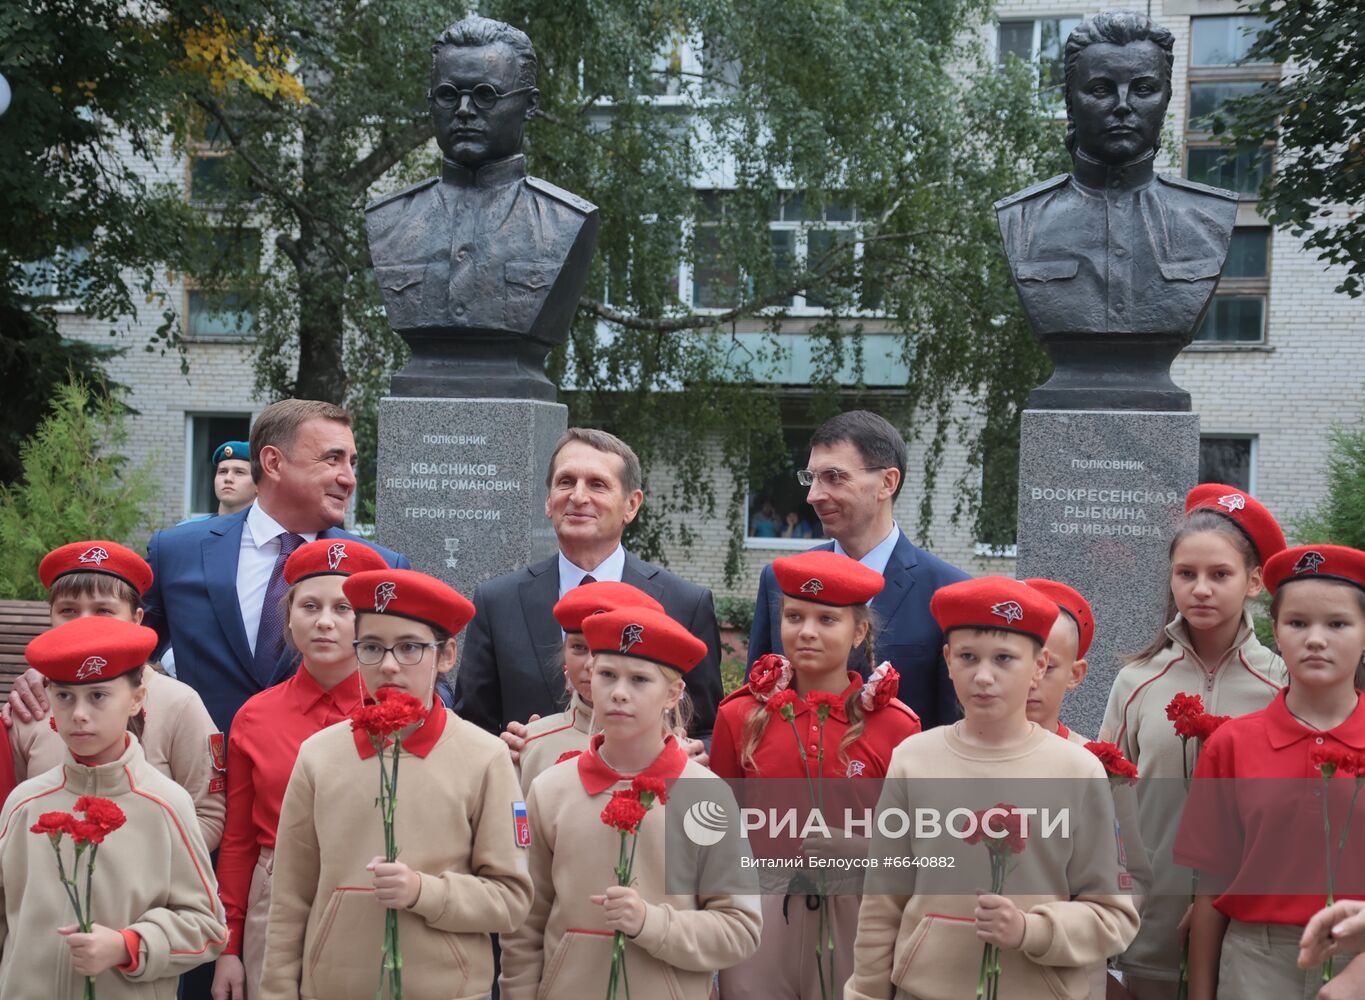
513, 801, 531, 848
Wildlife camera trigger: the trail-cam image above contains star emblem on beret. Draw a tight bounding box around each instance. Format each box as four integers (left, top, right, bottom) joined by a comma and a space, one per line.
620, 623, 645, 652
374, 581, 398, 612
79, 546, 110, 566
800, 578, 825, 596
1293, 550, 1327, 574
990, 601, 1024, 625
76, 656, 108, 680
327, 542, 348, 571
1217, 493, 1247, 513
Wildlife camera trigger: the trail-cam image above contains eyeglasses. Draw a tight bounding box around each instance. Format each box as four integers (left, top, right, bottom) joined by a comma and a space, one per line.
796, 466, 889, 488
353, 640, 442, 666
428, 83, 535, 111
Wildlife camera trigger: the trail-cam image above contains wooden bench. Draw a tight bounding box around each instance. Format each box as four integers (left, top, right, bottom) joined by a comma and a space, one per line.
0, 600, 49, 697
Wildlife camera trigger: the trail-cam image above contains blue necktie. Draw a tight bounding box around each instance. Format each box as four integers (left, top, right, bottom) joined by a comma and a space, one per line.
251, 532, 303, 686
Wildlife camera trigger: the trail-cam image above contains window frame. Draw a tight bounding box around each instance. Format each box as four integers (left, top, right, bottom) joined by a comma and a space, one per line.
1197, 434, 1258, 493
1193, 226, 1271, 345
182, 227, 263, 342
182, 411, 254, 518
741, 424, 826, 551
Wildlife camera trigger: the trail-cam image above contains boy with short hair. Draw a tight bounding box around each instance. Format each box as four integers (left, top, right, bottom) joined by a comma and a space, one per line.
1023, 578, 1094, 744
845, 576, 1139, 1000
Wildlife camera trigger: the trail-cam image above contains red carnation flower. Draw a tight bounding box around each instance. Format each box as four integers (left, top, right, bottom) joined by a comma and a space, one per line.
74, 796, 126, 835
1166, 692, 1205, 723
749, 654, 793, 701
29, 811, 74, 839
555, 750, 583, 765
1312, 745, 1359, 779
1084, 741, 1139, 784
966, 803, 1028, 854
807, 690, 844, 720
631, 775, 668, 805
765, 688, 799, 720
1180, 713, 1231, 742
351, 687, 428, 740
601, 789, 649, 834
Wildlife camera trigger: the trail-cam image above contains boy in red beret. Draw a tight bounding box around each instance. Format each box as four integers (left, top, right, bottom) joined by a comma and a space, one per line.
846, 576, 1138, 1000
8, 540, 224, 851
517, 581, 663, 792
0, 618, 226, 996
499, 606, 761, 1000
258, 569, 532, 1000
1023, 578, 1095, 745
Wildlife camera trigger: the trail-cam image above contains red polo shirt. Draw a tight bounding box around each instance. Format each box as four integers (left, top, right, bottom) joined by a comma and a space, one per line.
216, 667, 367, 956
1174, 689, 1365, 925
709, 673, 921, 780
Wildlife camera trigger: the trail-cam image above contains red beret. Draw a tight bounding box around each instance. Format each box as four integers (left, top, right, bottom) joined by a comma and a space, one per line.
40, 541, 153, 597
582, 607, 707, 674
342, 569, 475, 636
1024, 578, 1095, 658
1264, 545, 1365, 595
1185, 483, 1285, 566
930, 576, 1059, 645
26, 617, 158, 684
284, 539, 390, 585
771, 550, 884, 607
553, 581, 663, 632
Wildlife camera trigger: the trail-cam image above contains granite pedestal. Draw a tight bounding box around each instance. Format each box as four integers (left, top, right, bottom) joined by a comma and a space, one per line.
375, 397, 565, 597
1015, 409, 1200, 738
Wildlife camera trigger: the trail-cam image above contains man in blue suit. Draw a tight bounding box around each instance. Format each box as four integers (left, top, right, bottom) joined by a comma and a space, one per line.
747, 411, 969, 730
8, 400, 409, 736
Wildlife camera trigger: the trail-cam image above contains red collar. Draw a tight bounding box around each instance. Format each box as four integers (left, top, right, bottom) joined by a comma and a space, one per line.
1264, 689, 1365, 750
293, 664, 367, 715
792, 673, 863, 723
1055, 722, 1071, 740
577, 733, 687, 796
352, 699, 448, 760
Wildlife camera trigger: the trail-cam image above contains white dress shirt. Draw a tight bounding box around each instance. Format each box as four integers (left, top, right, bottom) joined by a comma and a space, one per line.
556, 545, 626, 600
236, 503, 318, 655
832, 521, 901, 578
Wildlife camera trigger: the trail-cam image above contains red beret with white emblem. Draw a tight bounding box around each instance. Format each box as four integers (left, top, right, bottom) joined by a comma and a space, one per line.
582, 607, 707, 674
771, 550, 884, 607
553, 581, 663, 633
284, 539, 390, 585
1264, 544, 1365, 595
40, 540, 153, 597
1185, 483, 1286, 566
342, 569, 475, 636
930, 576, 1059, 645
1024, 578, 1096, 658
26, 617, 157, 684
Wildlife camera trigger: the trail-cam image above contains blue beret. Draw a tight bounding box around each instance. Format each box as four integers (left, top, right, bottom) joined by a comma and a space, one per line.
213, 441, 251, 466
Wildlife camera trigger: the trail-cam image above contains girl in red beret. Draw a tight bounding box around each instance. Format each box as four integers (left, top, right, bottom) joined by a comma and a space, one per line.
8, 541, 223, 853
515, 581, 663, 792
499, 606, 761, 1000
709, 549, 921, 1000
211, 538, 387, 1000
1176, 545, 1365, 998
0, 617, 227, 997
1099, 485, 1289, 997
258, 569, 532, 1000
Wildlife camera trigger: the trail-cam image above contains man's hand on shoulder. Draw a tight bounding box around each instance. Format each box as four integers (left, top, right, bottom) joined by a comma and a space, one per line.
8, 668, 49, 724
500, 715, 540, 764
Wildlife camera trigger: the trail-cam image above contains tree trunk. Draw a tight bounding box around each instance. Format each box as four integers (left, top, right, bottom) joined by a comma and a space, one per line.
292, 221, 348, 403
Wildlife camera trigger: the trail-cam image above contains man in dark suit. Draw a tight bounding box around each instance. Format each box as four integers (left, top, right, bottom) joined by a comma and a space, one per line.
452, 428, 724, 742
748, 411, 969, 730
8, 400, 410, 736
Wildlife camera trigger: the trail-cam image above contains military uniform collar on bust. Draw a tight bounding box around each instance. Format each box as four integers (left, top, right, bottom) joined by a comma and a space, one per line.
442, 154, 528, 189
1070, 148, 1156, 193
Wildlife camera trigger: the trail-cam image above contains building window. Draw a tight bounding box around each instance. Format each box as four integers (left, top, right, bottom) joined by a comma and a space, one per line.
1194, 227, 1269, 342
1190, 15, 1270, 67
185, 413, 252, 516
746, 426, 824, 546
687, 192, 868, 313
1199, 436, 1256, 492
184, 228, 261, 339
17, 246, 91, 310
996, 16, 1081, 104
186, 116, 258, 205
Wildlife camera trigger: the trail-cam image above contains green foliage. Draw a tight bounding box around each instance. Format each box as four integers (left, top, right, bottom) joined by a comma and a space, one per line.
1212, 0, 1365, 297
719, 659, 747, 697
1296, 423, 1365, 549
0, 379, 157, 600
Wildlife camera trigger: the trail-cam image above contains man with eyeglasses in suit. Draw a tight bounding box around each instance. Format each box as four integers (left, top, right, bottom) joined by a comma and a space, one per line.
746, 410, 969, 729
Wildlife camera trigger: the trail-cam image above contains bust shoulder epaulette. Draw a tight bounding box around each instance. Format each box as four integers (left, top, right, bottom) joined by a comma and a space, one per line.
1156, 172, 1240, 202
526, 175, 597, 215
994, 174, 1069, 211
365, 176, 440, 215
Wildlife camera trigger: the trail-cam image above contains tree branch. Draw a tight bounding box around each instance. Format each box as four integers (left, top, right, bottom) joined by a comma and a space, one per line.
338, 117, 434, 196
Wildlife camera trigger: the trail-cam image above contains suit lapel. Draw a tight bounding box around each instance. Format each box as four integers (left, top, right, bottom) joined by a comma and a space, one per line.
622, 553, 665, 603
519, 558, 565, 701
871, 531, 918, 625
202, 511, 253, 676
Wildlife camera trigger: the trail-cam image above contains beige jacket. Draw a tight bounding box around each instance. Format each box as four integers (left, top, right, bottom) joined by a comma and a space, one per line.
517, 691, 594, 793
845, 724, 1140, 1000
10, 667, 226, 851
259, 707, 533, 1000
0, 734, 227, 998
499, 744, 762, 1000
1098, 612, 1284, 979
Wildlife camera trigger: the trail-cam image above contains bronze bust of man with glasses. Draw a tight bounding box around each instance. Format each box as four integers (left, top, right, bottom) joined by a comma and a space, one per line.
366, 16, 598, 400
